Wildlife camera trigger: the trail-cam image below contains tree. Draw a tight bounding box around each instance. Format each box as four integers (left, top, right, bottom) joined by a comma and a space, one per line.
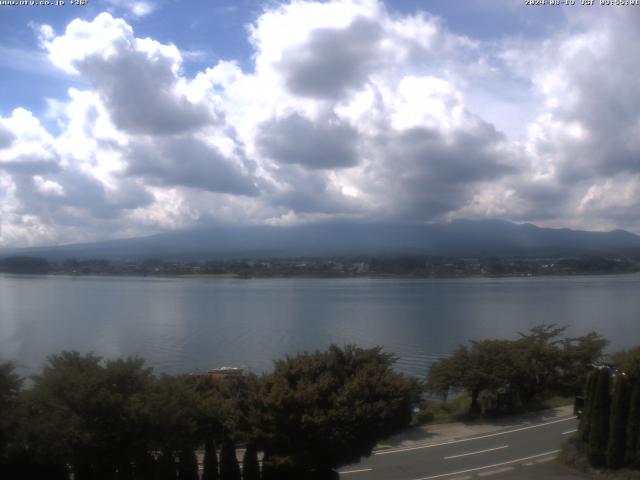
612, 347, 640, 383
0, 362, 24, 478
626, 384, 640, 468
24, 351, 154, 479
607, 374, 630, 468
201, 437, 219, 480
579, 370, 598, 443
257, 345, 421, 473
242, 444, 260, 480
427, 340, 518, 415
588, 368, 611, 467
219, 439, 241, 480
178, 447, 199, 480
560, 332, 608, 395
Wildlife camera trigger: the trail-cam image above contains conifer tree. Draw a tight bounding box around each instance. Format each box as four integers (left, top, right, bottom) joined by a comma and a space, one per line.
242, 444, 260, 480
219, 439, 241, 480
606, 375, 630, 468
178, 447, 199, 480
580, 370, 598, 443
202, 436, 219, 480
158, 450, 177, 480
628, 385, 640, 468
588, 368, 611, 466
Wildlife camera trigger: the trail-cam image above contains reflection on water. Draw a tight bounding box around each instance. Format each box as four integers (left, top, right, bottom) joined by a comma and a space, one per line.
1, 274, 639, 378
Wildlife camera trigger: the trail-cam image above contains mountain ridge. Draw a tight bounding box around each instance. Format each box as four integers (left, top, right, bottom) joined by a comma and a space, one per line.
3, 219, 640, 261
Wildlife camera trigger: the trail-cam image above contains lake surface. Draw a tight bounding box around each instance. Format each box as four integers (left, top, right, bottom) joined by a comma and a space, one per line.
1, 274, 639, 378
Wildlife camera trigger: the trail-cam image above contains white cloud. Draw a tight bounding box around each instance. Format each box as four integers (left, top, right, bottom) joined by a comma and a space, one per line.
1, 1, 639, 247
105, 0, 156, 17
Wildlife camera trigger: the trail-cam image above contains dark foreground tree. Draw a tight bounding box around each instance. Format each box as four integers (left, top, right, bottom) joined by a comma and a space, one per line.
607, 375, 630, 468
0, 362, 21, 462
612, 347, 640, 383
201, 436, 219, 480
588, 368, 611, 467
257, 345, 421, 474
242, 444, 260, 480
178, 447, 199, 480
626, 384, 640, 468
579, 370, 598, 443
219, 439, 241, 480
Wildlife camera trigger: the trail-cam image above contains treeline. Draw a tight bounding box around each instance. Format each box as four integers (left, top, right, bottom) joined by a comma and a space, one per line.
426, 325, 609, 415
0, 346, 420, 480
576, 346, 640, 470
2, 254, 639, 278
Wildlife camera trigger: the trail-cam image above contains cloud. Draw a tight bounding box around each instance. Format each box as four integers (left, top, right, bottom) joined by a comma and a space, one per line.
125, 135, 258, 196
0, 124, 16, 149
257, 112, 359, 169
43, 13, 213, 135
2, 1, 640, 247
281, 16, 383, 99
105, 0, 156, 17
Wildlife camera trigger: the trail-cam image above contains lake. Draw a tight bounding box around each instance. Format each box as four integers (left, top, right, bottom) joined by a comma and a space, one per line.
1, 273, 638, 378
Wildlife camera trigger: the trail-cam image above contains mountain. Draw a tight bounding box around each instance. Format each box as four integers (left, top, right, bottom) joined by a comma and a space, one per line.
4, 219, 640, 261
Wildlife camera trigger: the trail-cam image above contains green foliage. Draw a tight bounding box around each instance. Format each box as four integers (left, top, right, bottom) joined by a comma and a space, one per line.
0, 362, 21, 454
627, 385, 640, 468
258, 345, 421, 471
588, 368, 611, 467
426, 325, 607, 416
201, 436, 219, 480
607, 374, 631, 468
219, 439, 241, 480
612, 347, 640, 383
579, 370, 598, 443
242, 444, 260, 480
178, 447, 199, 480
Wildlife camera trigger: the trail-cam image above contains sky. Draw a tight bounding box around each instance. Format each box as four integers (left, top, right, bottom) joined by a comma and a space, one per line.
0, 0, 639, 247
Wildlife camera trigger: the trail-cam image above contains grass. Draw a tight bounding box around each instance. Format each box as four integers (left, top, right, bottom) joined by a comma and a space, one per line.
411, 394, 574, 427
560, 438, 640, 480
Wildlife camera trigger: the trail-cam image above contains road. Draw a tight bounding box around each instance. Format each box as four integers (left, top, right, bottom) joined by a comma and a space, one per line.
339, 415, 582, 480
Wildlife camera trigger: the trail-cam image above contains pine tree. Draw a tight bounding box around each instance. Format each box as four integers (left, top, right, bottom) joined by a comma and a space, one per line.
242, 444, 260, 480
158, 450, 177, 480
588, 368, 611, 467
580, 370, 598, 443
219, 439, 241, 480
202, 436, 219, 480
628, 384, 640, 468
606, 375, 630, 468
178, 447, 199, 480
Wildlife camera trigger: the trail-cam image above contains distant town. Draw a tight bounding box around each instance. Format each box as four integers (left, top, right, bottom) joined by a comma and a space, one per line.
1, 254, 639, 278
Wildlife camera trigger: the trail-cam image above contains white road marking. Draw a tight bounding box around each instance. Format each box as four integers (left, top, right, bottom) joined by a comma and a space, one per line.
534, 457, 555, 464
477, 466, 514, 477
521, 462, 535, 466
562, 429, 578, 435
410, 450, 560, 480
340, 468, 373, 475
444, 445, 508, 460
375, 417, 575, 456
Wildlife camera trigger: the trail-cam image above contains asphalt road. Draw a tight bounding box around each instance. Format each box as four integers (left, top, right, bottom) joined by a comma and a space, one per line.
338, 415, 582, 480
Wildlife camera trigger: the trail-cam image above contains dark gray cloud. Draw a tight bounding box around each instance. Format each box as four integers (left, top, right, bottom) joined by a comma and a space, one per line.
0, 155, 61, 175
126, 136, 258, 196
268, 168, 362, 214
281, 16, 383, 99
8, 165, 153, 225
365, 123, 519, 220
0, 125, 15, 149
257, 113, 359, 169
78, 49, 213, 135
